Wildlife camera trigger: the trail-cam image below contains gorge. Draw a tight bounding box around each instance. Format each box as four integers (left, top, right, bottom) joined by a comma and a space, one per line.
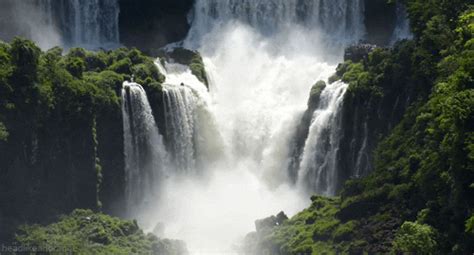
0, 0, 472, 254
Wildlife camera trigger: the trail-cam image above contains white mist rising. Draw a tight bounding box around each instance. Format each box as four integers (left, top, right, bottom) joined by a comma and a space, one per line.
0, 0, 62, 49
0, 0, 120, 50
139, 26, 343, 254
130, 0, 367, 253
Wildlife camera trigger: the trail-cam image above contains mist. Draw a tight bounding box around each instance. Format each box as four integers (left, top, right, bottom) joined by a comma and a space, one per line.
0, 0, 61, 49
131, 18, 346, 253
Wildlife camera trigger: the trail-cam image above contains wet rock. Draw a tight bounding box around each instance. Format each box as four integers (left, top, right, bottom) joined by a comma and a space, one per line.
255, 211, 288, 232
344, 44, 378, 63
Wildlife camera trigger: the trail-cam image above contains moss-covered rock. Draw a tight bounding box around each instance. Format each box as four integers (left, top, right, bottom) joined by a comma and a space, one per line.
244, 196, 363, 254
159, 48, 209, 88
308, 80, 326, 108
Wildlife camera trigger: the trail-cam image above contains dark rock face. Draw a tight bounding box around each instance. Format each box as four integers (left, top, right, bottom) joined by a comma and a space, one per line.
0, 109, 125, 242
364, 0, 397, 45
336, 44, 421, 191
119, 0, 194, 52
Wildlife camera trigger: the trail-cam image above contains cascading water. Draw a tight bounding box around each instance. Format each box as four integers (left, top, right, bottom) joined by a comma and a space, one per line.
64, 0, 120, 47
138, 0, 364, 253
163, 86, 198, 173
354, 120, 371, 178
121, 81, 168, 216
157, 60, 221, 174
296, 81, 348, 196
186, 0, 366, 48
4, 0, 120, 49
390, 2, 413, 44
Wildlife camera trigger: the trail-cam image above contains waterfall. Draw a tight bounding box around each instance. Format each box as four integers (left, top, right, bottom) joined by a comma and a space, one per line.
8, 0, 120, 49
186, 0, 366, 48
390, 2, 413, 44
157, 60, 221, 173
141, 0, 366, 252
163, 86, 198, 173
65, 0, 120, 47
354, 120, 371, 178
296, 81, 348, 196
121, 81, 168, 214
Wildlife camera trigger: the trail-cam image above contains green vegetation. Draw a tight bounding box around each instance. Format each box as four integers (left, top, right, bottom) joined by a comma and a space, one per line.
16, 209, 187, 255
308, 81, 326, 108
0, 122, 7, 141
0, 39, 167, 242
247, 196, 363, 255
160, 48, 209, 87
251, 1, 473, 254
310, 81, 326, 99
392, 221, 437, 254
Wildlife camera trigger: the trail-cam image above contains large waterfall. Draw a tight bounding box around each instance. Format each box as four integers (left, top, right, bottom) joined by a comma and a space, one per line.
2, 0, 120, 49
136, 0, 366, 253
41, 0, 120, 48
121, 81, 168, 216
187, 0, 365, 45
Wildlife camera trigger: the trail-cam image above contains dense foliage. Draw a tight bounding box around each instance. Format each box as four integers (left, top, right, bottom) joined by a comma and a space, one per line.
0, 39, 165, 242
251, 1, 473, 254
16, 209, 187, 255
244, 196, 360, 254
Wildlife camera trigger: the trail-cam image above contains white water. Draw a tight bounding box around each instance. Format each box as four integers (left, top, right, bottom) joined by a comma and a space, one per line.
1, 0, 62, 49
2, 0, 120, 49
121, 81, 168, 217
64, 0, 120, 48
296, 81, 348, 196
135, 0, 366, 253
186, 0, 366, 49
390, 2, 413, 44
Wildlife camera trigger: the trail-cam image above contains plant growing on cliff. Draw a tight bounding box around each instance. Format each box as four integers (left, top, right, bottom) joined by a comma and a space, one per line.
392, 221, 437, 254
249, 2, 473, 254
0, 39, 169, 242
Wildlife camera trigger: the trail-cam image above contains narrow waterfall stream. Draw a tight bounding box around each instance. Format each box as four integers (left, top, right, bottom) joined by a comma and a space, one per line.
390, 2, 413, 44
296, 81, 348, 196
121, 81, 168, 217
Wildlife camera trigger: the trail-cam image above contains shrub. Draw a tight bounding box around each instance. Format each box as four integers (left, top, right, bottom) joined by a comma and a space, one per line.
109, 58, 132, 75
392, 221, 437, 254
0, 122, 8, 141
332, 221, 358, 242
466, 215, 474, 235
66, 57, 86, 78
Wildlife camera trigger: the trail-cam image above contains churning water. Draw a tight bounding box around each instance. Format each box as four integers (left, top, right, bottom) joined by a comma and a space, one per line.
127, 0, 367, 253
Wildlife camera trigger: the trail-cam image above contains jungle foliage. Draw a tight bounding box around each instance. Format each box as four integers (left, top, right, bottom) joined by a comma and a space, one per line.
0, 40, 165, 242
252, 1, 473, 254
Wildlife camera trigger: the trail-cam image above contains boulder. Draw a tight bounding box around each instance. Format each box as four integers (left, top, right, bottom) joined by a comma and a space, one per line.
344, 44, 378, 63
